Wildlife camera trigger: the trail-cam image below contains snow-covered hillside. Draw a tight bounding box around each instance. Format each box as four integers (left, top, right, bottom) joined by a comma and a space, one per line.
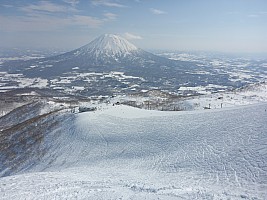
1, 103, 267, 199
183, 82, 267, 110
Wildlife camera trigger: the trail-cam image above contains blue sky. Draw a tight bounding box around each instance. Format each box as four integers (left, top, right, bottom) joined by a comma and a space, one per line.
0, 0, 267, 53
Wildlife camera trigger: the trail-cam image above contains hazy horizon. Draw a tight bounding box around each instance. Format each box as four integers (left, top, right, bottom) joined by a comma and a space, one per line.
1, 0, 267, 54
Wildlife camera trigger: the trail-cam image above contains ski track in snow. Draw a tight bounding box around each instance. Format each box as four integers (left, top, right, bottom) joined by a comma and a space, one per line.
0, 104, 267, 199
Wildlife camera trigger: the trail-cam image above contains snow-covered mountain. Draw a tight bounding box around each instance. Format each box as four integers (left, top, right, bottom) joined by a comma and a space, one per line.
78, 34, 139, 57
64, 33, 155, 66
2, 34, 175, 78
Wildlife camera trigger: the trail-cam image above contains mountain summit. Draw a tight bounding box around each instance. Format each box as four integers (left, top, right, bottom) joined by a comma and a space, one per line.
68, 34, 145, 65
79, 34, 139, 57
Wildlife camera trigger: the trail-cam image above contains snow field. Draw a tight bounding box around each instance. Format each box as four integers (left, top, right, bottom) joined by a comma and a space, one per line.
1, 104, 267, 199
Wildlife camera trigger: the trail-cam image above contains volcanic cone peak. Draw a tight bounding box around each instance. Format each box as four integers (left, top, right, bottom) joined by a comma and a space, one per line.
79, 34, 139, 57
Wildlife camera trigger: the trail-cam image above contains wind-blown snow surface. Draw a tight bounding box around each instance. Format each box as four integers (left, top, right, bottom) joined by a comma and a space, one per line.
1, 104, 267, 199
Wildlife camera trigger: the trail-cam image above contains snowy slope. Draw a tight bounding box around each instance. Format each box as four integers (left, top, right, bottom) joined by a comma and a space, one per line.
180, 82, 267, 110
78, 34, 138, 57
1, 104, 267, 199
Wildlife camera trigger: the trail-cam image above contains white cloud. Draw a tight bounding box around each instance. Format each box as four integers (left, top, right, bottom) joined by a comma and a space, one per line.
0, 15, 59, 31
0, 0, 123, 32
124, 32, 143, 40
2, 4, 14, 8
72, 15, 103, 27
248, 12, 267, 18
103, 12, 117, 21
150, 8, 166, 15
20, 1, 77, 13
0, 1, 106, 31
92, 0, 126, 8
62, 0, 80, 7
248, 14, 259, 18
0, 14, 103, 32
